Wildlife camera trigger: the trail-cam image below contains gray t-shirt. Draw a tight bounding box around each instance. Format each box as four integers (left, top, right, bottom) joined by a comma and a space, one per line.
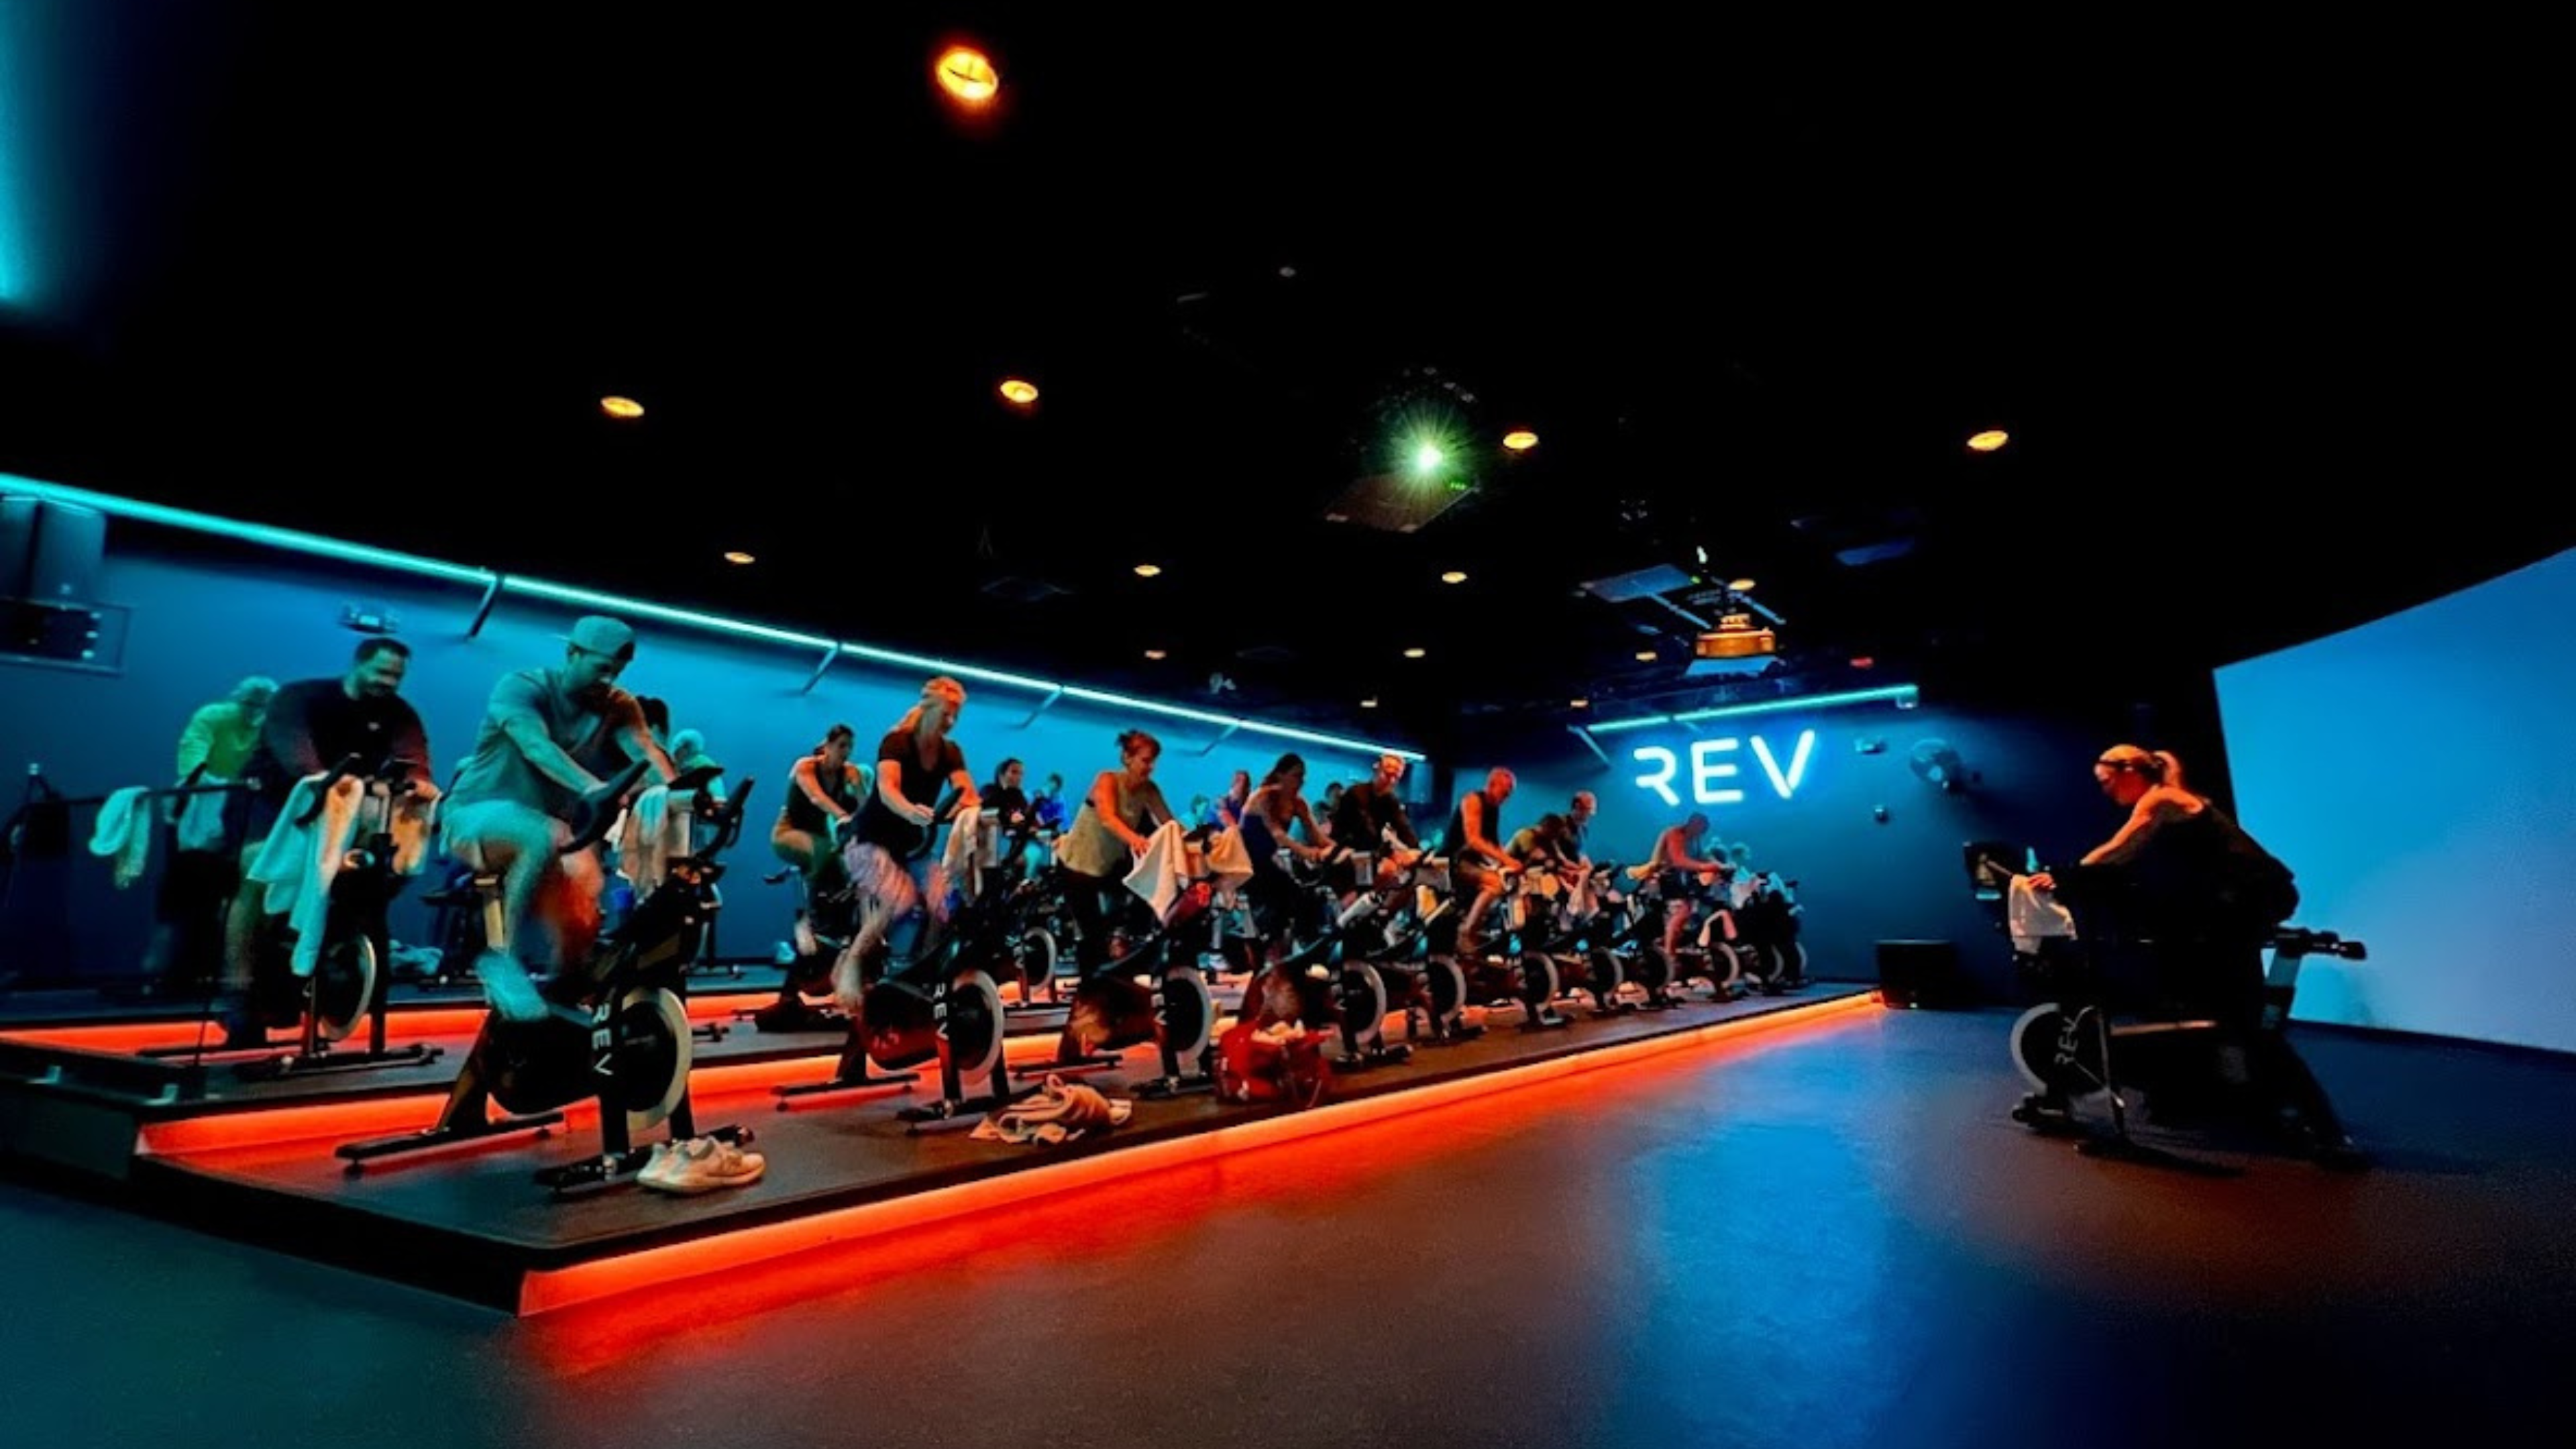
445, 669, 643, 819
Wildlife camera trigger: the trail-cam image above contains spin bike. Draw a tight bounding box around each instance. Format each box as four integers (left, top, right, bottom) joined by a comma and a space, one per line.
1974, 847, 2370, 1172
1450, 859, 1577, 1034
337, 759, 747, 1191
1312, 845, 1454, 1065
777, 802, 1078, 1127
1631, 867, 1763, 1001
1511, 859, 1636, 1018
1578, 861, 1685, 1010
1054, 881, 1228, 1099
160, 756, 442, 1079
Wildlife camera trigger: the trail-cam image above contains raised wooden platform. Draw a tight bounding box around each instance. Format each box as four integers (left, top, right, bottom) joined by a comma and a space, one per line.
4, 983, 1879, 1314
0, 983, 1081, 1173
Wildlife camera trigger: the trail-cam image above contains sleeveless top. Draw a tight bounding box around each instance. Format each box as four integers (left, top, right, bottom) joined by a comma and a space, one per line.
1059, 771, 1175, 877
1444, 789, 1504, 867
782, 757, 861, 835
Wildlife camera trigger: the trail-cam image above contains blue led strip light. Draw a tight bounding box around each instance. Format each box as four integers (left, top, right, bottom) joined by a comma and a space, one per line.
1585, 683, 1921, 735
5, 474, 1426, 761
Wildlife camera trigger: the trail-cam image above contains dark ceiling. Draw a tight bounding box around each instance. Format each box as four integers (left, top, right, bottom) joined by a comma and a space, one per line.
1, 5, 2562, 752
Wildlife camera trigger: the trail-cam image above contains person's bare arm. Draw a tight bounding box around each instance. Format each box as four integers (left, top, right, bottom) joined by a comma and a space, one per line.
491, 675, 603, 794
792, 758, 856, 824
947, 767, 980, 818
1288, 796, 1328, 861
610, 698, 680, 785
1464, 796, 1515, 870
1656, 828, 1723, 875
2082, 788, 2190, 865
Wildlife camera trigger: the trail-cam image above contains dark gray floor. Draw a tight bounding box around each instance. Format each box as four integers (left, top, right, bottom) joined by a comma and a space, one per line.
6, 1006, 2571, 1449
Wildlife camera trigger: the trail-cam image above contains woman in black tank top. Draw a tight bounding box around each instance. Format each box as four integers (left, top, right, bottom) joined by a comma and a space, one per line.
773, 724, 864, 883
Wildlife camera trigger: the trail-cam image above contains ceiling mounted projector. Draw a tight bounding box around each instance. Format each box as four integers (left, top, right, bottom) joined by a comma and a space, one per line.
1688, 612, 1777, 676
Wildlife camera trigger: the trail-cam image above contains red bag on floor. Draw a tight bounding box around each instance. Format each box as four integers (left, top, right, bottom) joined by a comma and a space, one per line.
1216, 1022, 1331, 1109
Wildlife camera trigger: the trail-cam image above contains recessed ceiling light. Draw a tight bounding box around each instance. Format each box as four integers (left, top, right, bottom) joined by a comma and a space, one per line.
1635, 650, 1658, 662
1143, 649, 1167, 661
1966, 429, 2009, 452
1403, 647, 1426, 659
721, 551, 755, 566
998, 378, 1039, 405
1360, 698, 1379, 708
1440, 570, 1468, 584
1502, 429, 1539, 451
1132, 563, 1163, 578
600, 396, 644, 420
934, 45, 1000, 105
1728, 578, 1756, 592
1570, 697, 1590, 709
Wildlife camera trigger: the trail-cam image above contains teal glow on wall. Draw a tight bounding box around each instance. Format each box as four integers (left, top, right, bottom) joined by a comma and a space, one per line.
1, 473, 1426, 762
0, 3, 33, 305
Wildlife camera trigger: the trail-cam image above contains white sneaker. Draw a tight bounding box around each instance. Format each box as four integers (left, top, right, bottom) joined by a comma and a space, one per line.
636, 1139, 679, 1188
643, 1135, 765, 1194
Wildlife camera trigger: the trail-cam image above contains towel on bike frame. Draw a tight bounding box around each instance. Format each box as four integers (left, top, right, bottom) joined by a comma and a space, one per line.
1122, 819, 1197, 921
616, 785, 697, 894
248, 773, 441, 978
87, 787, 154, 888
170, 777, 236, 855
1199, 825, 1255, 900
2008, 874, 2078, 954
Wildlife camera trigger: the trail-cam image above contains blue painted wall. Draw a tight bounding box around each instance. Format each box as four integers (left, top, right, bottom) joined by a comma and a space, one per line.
0, 537, 1404, 983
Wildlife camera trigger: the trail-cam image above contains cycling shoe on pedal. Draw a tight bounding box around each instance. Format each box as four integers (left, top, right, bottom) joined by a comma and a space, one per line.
474, 950, 550, 1024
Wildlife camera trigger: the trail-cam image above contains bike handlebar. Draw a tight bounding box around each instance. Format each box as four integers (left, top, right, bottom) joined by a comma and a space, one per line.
293, 754, 429, 825
2275, 926, 2367, 961
559, 757, 653, 855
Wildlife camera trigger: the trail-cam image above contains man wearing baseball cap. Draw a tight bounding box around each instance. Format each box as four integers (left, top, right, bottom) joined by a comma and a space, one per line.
441, 614, 679, 1021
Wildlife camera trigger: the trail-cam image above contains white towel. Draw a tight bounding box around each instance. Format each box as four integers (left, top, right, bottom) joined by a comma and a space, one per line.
2008, 874, 2078, 954
1200, 826, 1254, 901
170, 780, 235, 855
617, 786, 696, 894
249, 774, 440, 978
1123, 819, 1196, 922
87, 787, 154, 888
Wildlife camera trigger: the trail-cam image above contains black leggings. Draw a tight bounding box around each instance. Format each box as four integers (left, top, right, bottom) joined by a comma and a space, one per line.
1065, 868, 1150, 974
1244, 863, 1319, 945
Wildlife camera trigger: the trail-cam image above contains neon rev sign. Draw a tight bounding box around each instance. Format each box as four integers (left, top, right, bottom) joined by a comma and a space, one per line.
1632, 730, 1817, 807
